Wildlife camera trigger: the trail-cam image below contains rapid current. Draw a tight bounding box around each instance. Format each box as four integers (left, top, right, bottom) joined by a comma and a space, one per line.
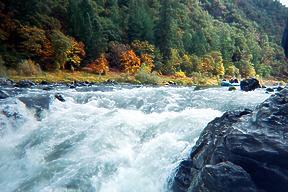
0, 85, 270, 192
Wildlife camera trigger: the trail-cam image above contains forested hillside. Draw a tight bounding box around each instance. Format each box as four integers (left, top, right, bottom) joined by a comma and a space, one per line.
0, 0, 288, 79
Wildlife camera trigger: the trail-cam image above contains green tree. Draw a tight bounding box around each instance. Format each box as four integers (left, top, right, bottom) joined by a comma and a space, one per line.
127, 0, 154, 42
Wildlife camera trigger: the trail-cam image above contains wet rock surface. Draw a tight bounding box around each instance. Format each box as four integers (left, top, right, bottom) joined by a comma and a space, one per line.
0, 78, 14, 87
19, 94, 52, 119
171, 88, 288, 192
55, 93, 65, 102
0, 90, 9, 99
15, 80, 35, 88
240, 78, 261, 92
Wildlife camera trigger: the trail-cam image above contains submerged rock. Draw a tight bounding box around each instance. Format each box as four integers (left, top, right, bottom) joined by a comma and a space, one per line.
228, 86, 237, 91
266, 87, 274, 92
0, 78, 14, 87
19, 94, 52, 119
240, 78, 261, 92
15, 80, 35, 88
276, 86, 284, 92
55, 93, 65, 102
0, 90, 9, 99
39, 80, 50, 85
19, 95, 52, 110
171, 88, 288, 192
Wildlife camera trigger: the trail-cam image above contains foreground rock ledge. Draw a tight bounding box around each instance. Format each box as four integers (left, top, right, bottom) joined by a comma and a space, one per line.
171, 88, 288, 192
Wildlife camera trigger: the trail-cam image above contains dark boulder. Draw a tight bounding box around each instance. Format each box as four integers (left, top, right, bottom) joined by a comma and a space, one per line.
228, 86, 237, 91
15, 80, 35, 88
69, 84, 76, 89
266, 87, 274, 92
55, 93, 65, 102
240, 78, 261, 92
171, 88, 288, 192
168, 81, 177, 85
0, 90, 9, 99
105, 79, 117, 84
39, 80, 50, 85
42, 86, 54, 91
276, 86, 284, 92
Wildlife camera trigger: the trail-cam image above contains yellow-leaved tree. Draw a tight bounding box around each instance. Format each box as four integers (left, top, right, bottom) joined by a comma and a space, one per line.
238, 54, 256, 78
65, 38, 85, 69
225, 64, 240, 77
140, 53, 154, 73
199, 55, 214, 75
120, 50, 141, 74
210, 52, 225, 77
50, 30, 85, 71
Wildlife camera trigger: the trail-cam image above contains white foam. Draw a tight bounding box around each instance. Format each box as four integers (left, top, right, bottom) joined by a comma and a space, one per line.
0, 86, 269, 192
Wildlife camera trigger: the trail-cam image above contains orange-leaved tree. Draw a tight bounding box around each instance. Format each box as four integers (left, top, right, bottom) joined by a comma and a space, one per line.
86, 54, 109, 75
18, 25, 54, 60
0, 12, 18, 41
120, 50, 141, 74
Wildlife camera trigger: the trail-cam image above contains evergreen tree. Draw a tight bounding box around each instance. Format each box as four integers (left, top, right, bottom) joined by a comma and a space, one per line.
127, 0, 154, 42
155, 0, 175, 61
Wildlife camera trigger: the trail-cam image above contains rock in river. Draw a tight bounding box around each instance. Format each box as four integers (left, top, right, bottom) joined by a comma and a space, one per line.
171, 88, 288, 192
15, 80, 35, 88
55, 93, 65, 102
19, 94, 52, 119
240, 78, 261, 92
0, 90, 9, 99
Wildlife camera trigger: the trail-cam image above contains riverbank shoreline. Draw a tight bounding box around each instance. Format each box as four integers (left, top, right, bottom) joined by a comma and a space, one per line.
4, 70, 219, 87
2, 71, 286, 87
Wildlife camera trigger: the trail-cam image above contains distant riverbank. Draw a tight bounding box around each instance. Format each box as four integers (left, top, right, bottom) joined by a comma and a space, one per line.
6, 70, 221, 86
5, 71, 286, 88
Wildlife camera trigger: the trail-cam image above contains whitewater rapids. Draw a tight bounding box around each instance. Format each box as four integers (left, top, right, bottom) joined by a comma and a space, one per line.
0, 85, 269, 192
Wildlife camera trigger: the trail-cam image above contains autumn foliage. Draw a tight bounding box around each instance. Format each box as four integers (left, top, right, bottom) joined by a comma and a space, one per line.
49, 30, 85, 70
86, 54, 109, 74
140, 53, 154, 73
120, 50, 141, 74
66, 38, 86, 68
18, 25, 54, 59
0, 12, 17, 41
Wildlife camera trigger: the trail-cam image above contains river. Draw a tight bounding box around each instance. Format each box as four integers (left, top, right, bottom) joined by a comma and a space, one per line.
0, 85, 270, 192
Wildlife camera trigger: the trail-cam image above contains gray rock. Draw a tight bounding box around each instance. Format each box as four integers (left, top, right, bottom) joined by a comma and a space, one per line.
19, 94, 52, 119
0, 78, 14, 86
171, 88, 288, 192
15, 80, 35, 88
0, 90, 9, 99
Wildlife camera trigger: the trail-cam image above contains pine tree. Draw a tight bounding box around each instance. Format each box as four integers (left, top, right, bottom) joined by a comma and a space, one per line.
155, 0, 175, 61
127, 0, 154, 42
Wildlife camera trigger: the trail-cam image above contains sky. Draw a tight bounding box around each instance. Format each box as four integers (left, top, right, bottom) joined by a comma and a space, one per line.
280, 0, 288, 6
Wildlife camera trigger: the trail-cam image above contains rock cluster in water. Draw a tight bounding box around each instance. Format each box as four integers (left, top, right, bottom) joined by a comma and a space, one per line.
171, 87, 288, 192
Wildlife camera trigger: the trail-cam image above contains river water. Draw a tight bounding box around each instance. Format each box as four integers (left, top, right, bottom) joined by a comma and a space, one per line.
0, 85, 270, 192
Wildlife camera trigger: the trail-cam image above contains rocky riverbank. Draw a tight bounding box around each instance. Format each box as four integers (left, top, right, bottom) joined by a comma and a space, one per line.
171, 87, 288, 192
